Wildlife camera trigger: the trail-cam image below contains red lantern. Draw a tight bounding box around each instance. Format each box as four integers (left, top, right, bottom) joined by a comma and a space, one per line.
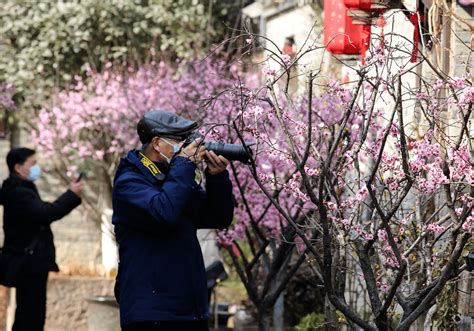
409, 12, 424, 63
344, 0, 373, 10
324, 0, 371, 62
345, 0, 392, 10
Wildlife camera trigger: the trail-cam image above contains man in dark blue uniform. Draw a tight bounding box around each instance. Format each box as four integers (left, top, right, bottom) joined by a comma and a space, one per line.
112, 110, 234, 331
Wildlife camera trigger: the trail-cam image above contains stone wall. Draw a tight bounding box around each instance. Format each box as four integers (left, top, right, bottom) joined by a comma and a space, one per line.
0, 287, 9, 331
1, 276, 116, 331
44, 276, 115, 331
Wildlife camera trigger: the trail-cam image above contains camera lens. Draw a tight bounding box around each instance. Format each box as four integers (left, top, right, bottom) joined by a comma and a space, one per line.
183, 132, 254, 163
204, 142, 253, 164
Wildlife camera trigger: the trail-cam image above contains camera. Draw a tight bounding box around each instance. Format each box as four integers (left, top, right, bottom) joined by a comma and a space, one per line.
183, 133, 254, 164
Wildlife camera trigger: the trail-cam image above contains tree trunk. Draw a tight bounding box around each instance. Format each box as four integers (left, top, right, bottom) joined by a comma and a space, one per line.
258, 305, 273, 331
9, 120, 21, 148
423, 304, 437, 330
324, 295, 338, 331
374, 316, 390, 331
273, 292, 284, 331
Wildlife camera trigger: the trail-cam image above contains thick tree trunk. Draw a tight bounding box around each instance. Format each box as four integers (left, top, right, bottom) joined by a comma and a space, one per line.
374, 316, 390, 331
258, 305, 273, 331
324, 295, 338, 331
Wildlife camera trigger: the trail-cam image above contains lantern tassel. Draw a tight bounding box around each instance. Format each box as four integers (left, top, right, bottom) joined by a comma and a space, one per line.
409, 12, 423, 63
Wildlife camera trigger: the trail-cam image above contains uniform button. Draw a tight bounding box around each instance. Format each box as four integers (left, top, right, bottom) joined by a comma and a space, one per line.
152, 290, 156, 294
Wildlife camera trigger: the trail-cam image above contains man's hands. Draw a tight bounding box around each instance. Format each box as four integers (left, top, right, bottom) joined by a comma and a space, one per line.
69, 180, 85, 197
205, 150, 229, 175
176, 138, 229, 174
177, 139, 206, 164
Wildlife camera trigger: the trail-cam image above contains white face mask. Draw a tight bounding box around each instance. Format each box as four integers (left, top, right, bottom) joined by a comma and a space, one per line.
157, 138, 183, 163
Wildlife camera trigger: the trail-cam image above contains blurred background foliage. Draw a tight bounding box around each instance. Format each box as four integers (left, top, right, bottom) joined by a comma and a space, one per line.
0, 0, 249, 111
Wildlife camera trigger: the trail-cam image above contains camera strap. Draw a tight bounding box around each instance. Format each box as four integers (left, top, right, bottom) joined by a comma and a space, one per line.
138, 152, 166, 181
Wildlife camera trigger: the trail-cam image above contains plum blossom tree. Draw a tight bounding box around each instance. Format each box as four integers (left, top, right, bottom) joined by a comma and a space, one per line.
220, 22, 473, 329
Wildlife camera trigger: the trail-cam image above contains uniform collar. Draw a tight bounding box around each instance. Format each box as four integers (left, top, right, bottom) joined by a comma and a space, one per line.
125, 150, 168, 184
137, 151, 168, 181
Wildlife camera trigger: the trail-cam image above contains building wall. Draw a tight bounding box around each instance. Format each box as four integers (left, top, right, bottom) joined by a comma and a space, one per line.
453, 4, 474, 147
264, 5, 321, 61
258, 4, 339, 94
452, 4, 473, 78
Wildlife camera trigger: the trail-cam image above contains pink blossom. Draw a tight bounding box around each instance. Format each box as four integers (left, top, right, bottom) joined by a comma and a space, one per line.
281, 54, 292, 66
425, 223, 446, 234
262, 66, 276, 77
355, 186, 369, 201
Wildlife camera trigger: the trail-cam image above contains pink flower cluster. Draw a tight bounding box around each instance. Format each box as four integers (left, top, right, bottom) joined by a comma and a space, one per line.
0, 83, 16, 109
448, 147, 474, 185
424, 223, 446, 234
462, 210, 474, 234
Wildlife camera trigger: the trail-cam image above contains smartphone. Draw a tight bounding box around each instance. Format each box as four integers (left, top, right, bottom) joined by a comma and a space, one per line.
76, 172, 85, 182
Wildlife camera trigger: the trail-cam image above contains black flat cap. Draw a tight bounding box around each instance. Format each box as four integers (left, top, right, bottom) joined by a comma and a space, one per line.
137, 110, 199, 144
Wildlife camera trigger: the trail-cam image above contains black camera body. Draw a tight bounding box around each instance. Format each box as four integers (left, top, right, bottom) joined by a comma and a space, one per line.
183, 133, 253, 164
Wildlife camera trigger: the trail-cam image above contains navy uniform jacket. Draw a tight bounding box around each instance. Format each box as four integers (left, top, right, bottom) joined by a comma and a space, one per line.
112, 150, 234, 326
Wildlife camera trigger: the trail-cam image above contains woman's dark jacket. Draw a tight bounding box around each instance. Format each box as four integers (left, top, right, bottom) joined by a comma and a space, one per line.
112, 151, 234, 326
1, 174, 81, 273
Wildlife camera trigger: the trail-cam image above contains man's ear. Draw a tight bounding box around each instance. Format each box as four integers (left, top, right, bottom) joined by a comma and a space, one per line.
151, 137, 161, 152
14, 163, 22, 174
